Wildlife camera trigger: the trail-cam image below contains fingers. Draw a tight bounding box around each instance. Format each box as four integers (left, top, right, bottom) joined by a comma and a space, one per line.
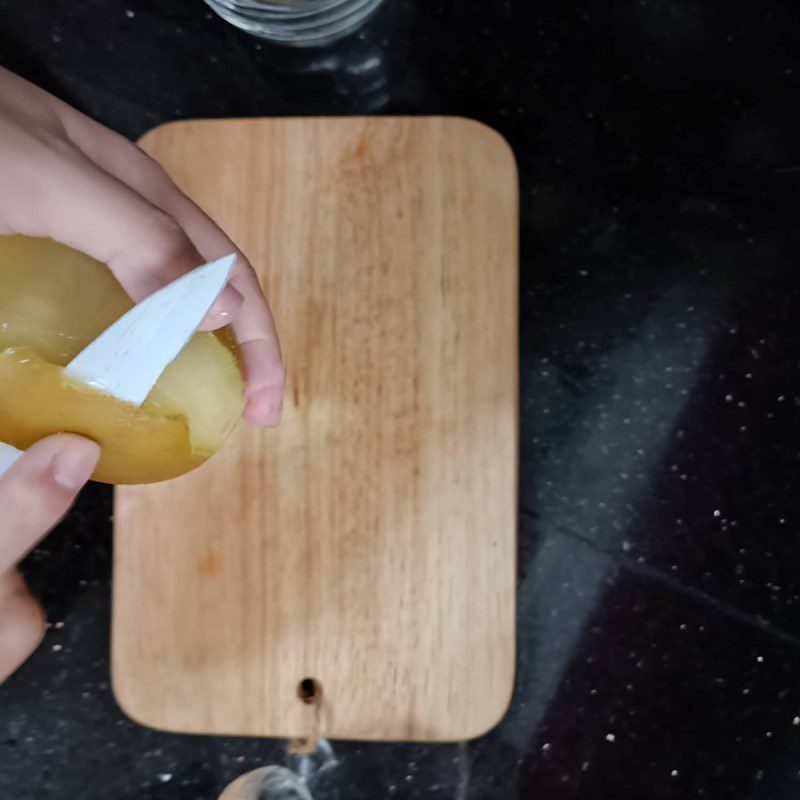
0, 570, 45, 684
0, 121, 242, 330
0, 435, 100, 573
239, 341, 285, 427
227, 268, 284, 427
56, 110, 285, 426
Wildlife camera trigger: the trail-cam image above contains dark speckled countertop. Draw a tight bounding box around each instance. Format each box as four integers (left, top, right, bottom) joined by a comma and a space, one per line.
3, 1, 800, 798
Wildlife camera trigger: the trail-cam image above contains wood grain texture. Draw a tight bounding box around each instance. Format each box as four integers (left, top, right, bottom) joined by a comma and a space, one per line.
113, 117, 518, 742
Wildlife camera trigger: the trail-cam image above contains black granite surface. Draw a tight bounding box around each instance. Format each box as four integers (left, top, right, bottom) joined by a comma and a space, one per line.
2, 0, 800, 797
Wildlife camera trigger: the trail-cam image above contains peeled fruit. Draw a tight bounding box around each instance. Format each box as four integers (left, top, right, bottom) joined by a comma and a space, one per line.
0, 235, 245, 484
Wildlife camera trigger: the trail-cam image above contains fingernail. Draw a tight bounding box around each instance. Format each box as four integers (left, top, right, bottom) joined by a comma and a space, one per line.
213, 286, 245, 319
200, 286, 245, 331
52, 439, 101, 490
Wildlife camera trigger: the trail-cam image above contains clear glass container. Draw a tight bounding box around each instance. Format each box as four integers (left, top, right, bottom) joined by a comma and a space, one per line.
203, 0, 389, 46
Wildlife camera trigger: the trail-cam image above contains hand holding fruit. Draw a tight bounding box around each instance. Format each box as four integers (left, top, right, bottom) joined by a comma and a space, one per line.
0, 66, 284, 428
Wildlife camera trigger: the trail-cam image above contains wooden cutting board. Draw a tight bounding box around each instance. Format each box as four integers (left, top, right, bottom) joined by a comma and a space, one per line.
113, 117, 518, 743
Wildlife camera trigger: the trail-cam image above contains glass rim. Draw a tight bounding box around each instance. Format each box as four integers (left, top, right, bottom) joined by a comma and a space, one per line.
212, 0, 369, 15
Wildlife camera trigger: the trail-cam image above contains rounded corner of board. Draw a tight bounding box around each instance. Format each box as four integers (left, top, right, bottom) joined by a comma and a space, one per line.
136, 117, 224, 148
441, 117, 518, 173
465, 687, 517, 742
109, 679, 162, 733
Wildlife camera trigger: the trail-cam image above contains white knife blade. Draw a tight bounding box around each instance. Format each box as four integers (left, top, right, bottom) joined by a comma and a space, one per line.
0, 442, 23, 479
64, 254, 236, 407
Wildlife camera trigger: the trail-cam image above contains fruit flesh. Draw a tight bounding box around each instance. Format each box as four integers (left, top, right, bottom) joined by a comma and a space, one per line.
0, 236, 245, 484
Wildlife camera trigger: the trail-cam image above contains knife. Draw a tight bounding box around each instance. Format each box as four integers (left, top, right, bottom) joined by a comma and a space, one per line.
64, 253, 236, 407
0, 442, 22, 478
0, 253, 236, 479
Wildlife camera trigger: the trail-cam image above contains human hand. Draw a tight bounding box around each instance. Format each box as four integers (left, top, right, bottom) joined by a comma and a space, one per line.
0, 68, 284, 426
0, 435, 100, 684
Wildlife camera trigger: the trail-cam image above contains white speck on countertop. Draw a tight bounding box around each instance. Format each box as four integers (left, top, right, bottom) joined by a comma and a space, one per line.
542, 742, 551, 751
671, 769, 679, 777
792, 716, 799, 725
54, 621, 64, 629
51, 644, 62, 652
714, 509, 721, 517
605, 733, 616, 743
158, 774, 173, 783
757, 656, 764, 663
125, 9, 135, 17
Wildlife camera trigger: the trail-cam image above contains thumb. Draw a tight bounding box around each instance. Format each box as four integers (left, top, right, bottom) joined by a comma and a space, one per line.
0, 435, 100, 573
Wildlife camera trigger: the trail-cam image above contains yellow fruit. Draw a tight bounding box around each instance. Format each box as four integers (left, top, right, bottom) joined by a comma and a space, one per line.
0, 236, 245, 484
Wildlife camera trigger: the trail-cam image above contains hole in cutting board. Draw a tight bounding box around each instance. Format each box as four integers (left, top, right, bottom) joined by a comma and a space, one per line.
297, 678, 321, 705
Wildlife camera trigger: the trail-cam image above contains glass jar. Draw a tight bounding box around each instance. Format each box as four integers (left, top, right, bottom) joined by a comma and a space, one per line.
203, 0, 389, 46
